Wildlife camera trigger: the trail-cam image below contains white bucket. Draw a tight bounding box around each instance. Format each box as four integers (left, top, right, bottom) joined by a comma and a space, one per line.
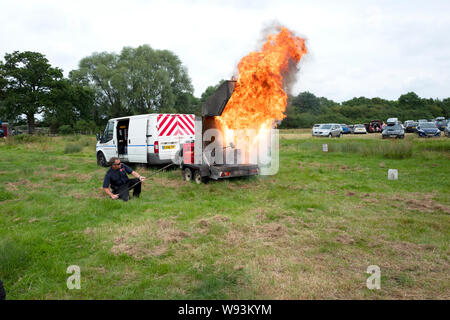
388, 169, 398, 180
322, 144, 328, 152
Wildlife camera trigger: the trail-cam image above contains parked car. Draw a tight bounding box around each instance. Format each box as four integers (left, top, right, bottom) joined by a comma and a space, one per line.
312, 124, 322, 134
312, 123, 343, 138
435, 117, 447, 131
353, 124, 367, 134
417, 122, 441, 138
340, 124, 350, 134
366, 120, 383, 133
348, 124, 355, 133
405, 120, 419, 133
382, 123, 405, 139
444, 125, 450, 137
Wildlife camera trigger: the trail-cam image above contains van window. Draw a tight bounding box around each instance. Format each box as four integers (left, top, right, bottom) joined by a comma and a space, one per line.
101, 122, 114, 143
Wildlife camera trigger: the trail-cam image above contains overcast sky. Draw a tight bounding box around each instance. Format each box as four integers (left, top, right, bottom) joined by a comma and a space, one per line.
1, 0, 449, 102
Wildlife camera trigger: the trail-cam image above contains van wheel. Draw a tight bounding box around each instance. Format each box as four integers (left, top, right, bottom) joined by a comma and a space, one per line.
97, 153, 107, 167
339, 132, 343, 138
328, 133, 332, 138
183, 168, 192, 182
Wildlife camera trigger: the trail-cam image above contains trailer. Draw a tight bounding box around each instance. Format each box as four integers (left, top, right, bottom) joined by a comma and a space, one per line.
172, 81, 260, 184
96, 113, 195, 166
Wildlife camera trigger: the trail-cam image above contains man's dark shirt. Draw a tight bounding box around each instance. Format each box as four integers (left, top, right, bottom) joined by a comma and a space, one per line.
103, 163, 133, 189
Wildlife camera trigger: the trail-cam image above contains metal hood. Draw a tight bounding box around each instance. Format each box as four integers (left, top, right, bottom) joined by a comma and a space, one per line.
201, 80, 236, 117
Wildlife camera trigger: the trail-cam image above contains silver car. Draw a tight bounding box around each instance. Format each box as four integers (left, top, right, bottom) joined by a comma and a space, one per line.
312, 123, 343, 138
382, 123, 405, 139
312, 124, 322, 135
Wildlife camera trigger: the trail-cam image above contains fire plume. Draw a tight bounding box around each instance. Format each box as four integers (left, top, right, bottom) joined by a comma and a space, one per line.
216, 27, 307, 144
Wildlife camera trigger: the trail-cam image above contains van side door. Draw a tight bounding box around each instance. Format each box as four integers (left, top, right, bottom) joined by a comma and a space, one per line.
128, 117, 148, 163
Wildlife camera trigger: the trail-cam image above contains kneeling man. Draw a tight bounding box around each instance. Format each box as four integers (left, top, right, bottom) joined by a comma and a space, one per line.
102, 157, 146, 201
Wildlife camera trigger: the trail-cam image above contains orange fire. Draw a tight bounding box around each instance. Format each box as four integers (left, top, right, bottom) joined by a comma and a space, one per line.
216, 27, 307, 147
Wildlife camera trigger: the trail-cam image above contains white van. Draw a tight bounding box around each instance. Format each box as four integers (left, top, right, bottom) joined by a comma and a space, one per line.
96, 113, 195, 166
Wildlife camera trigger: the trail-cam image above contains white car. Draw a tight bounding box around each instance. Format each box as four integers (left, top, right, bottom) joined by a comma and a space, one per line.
312, 123, 343, 138
353, 124, 367, 134
312, 124, 322, 134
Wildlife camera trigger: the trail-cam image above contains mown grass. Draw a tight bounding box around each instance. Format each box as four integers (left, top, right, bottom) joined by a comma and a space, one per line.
0, 133, 449, 299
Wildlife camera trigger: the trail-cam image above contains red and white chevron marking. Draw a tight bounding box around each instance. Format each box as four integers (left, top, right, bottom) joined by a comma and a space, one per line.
157, 114, 195, 137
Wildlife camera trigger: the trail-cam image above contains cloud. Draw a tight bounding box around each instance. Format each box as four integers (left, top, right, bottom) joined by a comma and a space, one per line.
0, 0, 449, 102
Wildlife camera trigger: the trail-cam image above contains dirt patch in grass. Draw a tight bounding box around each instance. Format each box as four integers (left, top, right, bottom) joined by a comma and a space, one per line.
194, 215, 231, 234
388, 240, 438, 253
5, 179, 41, 191
76, 173, 92, 181
212, 215, 230, 223
52, 173, 72, 179
150, 177, 187, 188
260, 223, 287, 239
342, 191, 448, 214
109, 218, 191, 259
388, 192, 450, 214
405, 199, 450, 214
198, 219, 209, 228
335, 234, 355, 245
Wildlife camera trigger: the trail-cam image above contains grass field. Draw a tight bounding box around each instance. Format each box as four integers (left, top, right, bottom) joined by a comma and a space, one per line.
0, 131, 449, 299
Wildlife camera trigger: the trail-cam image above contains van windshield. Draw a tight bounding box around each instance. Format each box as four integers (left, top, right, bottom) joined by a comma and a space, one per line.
319, 124, 332, 129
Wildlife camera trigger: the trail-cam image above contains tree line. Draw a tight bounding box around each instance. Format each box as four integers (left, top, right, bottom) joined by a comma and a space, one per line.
1, 48, 449, 134
280, 91, 450, 128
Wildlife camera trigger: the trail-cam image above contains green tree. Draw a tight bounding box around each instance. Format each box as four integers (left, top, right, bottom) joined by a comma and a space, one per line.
398, 92, 425, 110
199, 80, 225, 105
0, 51, 63, 133
69, 52, 125, 118
0, 61, 7, 120
291, 92, 322, 114
43, 79, 95, 133
74, 119, 97, 134
440, 98, 450, 118
70, 45, 195, 117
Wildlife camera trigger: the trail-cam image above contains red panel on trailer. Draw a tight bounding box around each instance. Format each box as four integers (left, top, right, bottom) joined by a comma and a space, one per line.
183, 143, 194, 164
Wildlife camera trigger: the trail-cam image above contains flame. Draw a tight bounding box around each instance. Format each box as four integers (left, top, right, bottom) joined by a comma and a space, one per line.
216, 27, 307, 148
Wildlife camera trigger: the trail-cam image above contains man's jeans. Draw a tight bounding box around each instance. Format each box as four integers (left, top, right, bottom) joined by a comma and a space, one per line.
112, 178, 141, 201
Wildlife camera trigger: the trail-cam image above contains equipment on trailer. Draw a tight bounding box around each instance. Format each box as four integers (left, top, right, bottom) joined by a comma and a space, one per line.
173, 80, 259, 184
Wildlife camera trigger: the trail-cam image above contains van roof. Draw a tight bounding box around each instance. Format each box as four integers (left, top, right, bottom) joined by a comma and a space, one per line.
109, 113, 194, 121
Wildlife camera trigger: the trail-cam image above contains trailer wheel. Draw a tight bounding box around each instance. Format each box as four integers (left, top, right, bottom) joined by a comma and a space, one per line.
194, 170, 204, 184
183, 168, 192, 182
